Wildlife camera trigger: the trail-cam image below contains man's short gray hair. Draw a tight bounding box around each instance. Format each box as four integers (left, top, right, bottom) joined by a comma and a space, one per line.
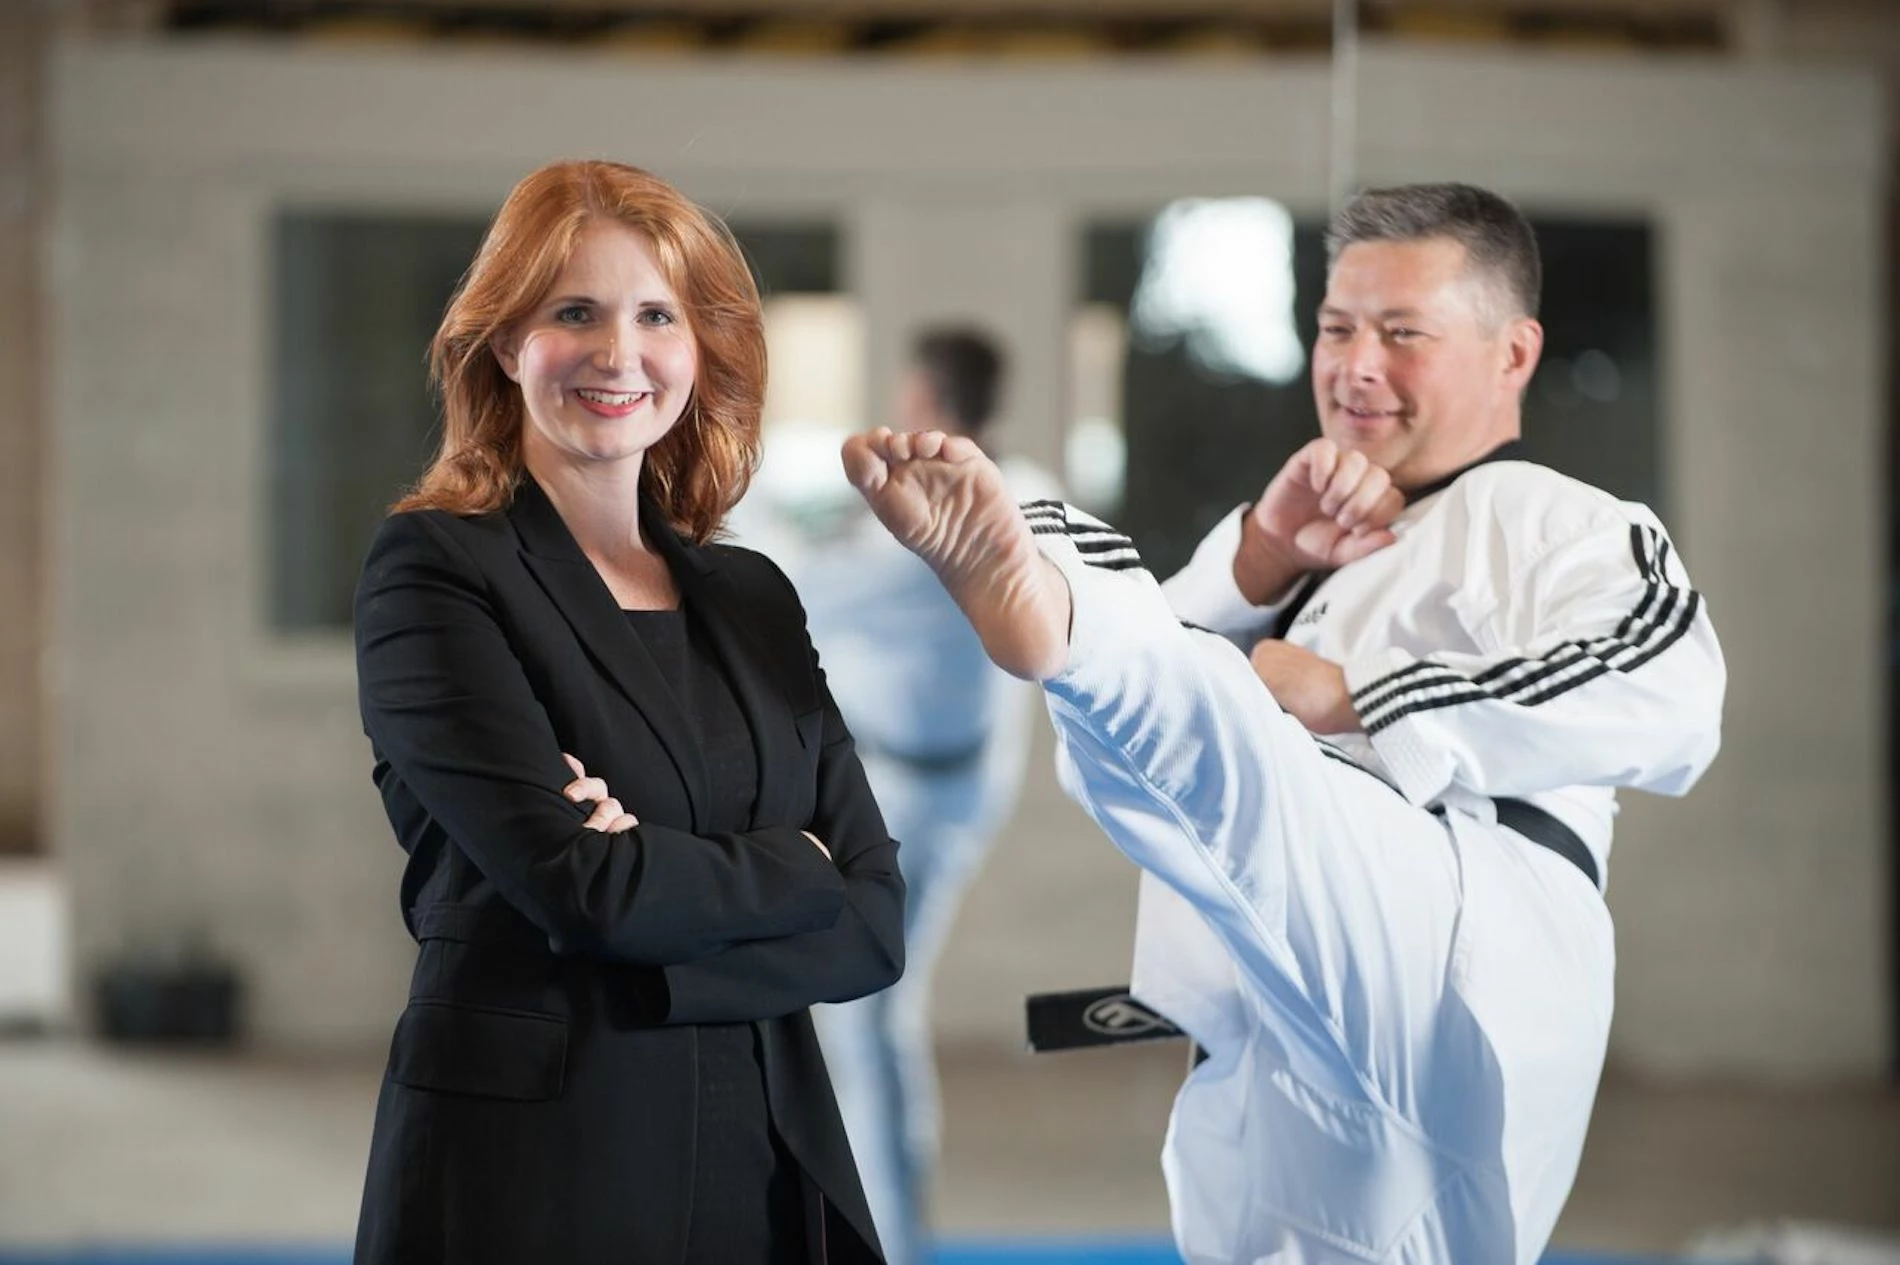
1325, 183, 1542, 322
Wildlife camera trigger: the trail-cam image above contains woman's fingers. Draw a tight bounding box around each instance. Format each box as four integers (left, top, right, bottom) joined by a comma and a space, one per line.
564, 775, 609, 805
583, 797, 627, 832
582, 803, 639, 833
560, 753, 637, 832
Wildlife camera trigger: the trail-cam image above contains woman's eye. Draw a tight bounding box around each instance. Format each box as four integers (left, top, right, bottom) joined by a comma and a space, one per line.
556, 305, 590, 324
639, 307, 676, 326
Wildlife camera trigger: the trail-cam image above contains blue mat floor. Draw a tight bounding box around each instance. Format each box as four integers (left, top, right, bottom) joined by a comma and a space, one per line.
0, 1244, 1688, 1264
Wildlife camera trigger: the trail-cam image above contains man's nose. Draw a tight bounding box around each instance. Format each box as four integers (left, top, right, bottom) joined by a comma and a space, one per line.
1343, 329, 1385, 381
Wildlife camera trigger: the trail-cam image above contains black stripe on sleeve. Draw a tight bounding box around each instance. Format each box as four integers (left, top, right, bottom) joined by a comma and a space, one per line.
1354, 524, 1701, 734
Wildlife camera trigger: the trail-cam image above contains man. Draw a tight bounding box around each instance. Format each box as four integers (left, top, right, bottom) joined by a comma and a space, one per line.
745, 328, 1059, 1265
842, 185, 1725, 1264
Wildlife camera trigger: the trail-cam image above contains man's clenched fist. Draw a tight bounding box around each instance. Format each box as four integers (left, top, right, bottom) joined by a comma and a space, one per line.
1234, 438, 1404, 605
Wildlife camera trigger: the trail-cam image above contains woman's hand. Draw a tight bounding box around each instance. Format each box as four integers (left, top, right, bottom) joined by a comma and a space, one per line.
562, 753, 639, 833
564, 753, 828, 857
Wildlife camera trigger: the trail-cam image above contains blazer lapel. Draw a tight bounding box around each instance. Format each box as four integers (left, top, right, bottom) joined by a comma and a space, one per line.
645, 501, 809, 831
508, 477, 712, 828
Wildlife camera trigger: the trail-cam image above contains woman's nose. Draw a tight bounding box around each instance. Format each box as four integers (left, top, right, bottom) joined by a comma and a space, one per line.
592, 328, 624, 371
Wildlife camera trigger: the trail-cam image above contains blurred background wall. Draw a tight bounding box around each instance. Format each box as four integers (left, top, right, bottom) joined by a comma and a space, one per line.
0, 6, 44, 864
0, 0, 1893, 1092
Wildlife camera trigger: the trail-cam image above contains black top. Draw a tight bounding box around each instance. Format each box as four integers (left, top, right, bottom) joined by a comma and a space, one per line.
624, 607, 805, 1265
624, 607, 759, 826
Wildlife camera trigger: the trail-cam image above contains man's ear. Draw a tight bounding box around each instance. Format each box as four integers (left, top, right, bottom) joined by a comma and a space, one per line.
490, 328, 522, 383
1502, 316, 1544, 392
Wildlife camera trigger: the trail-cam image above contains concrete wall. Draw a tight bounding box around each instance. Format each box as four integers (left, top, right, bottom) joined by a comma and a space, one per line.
0, 5, 45, 859
46, 37, 1889, 1076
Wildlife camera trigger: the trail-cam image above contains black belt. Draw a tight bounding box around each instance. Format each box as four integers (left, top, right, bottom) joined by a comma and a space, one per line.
859, 736, 988, 775
1491, 797, 1600, 890
1025, 986, 1183, 1053
1025, 798, 1599, 1056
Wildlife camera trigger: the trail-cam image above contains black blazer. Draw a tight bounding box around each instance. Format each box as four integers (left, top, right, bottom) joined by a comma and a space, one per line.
351, 477, 904, 1265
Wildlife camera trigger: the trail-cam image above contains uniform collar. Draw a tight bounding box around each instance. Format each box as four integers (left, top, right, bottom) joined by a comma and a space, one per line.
1402, 440, 1525, 505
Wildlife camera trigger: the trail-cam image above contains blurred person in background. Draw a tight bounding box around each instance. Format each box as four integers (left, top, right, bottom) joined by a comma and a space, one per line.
351, 158, 902, 1265
736, 327, 1058, 1265
840, 184, 1727, 1265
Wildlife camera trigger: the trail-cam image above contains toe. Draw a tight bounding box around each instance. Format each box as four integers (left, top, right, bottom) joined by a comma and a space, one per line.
841, 435, 887, 492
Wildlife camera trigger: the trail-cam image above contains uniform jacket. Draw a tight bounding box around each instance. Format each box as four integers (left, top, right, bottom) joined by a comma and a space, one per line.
1163, 455, 1727, 883
351, 476, 903, 1265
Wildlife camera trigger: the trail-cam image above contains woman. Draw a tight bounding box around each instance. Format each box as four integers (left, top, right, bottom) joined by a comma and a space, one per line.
352, 159, 903, 1264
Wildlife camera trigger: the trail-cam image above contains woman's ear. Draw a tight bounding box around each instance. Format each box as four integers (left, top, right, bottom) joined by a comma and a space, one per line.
490, 328, 522, 383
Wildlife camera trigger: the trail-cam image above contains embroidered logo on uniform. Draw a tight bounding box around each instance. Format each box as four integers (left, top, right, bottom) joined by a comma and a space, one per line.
1293, 601, 1329, 630
1082, 994, 1171, 1037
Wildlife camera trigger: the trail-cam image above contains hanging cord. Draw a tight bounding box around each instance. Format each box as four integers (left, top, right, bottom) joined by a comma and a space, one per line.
1329, 0, 1360, 211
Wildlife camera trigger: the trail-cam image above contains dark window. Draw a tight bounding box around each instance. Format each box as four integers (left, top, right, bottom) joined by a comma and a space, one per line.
270, 212, 487, 633
728, 223, 840, 298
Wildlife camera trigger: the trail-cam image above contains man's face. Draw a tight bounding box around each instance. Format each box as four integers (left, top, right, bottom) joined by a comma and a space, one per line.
1311, 237, 1541, 490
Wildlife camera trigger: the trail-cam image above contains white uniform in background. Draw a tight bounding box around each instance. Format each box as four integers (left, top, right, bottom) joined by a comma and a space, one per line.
1025, 457, 1725, 1265
732, 442, 1060, 1265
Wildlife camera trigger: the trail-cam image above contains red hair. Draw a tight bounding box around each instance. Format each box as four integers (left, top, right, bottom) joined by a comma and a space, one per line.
395, 160, 766, 543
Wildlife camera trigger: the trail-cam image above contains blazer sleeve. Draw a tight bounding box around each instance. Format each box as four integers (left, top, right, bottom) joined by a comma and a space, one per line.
355, 511, 850, 966
659, 559, 907, 1025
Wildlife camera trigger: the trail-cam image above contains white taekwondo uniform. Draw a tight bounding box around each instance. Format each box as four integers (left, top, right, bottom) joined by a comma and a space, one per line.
1024, 456, 1724, 1265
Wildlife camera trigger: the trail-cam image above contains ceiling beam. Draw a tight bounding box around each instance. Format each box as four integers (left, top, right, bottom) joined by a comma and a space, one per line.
86, 0, 1741, 21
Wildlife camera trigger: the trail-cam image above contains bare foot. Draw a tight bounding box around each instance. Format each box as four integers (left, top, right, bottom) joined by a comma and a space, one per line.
842, 427, 1072, 680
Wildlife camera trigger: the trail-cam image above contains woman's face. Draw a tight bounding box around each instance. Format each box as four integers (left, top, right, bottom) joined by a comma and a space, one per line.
492, 219, 698, 476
